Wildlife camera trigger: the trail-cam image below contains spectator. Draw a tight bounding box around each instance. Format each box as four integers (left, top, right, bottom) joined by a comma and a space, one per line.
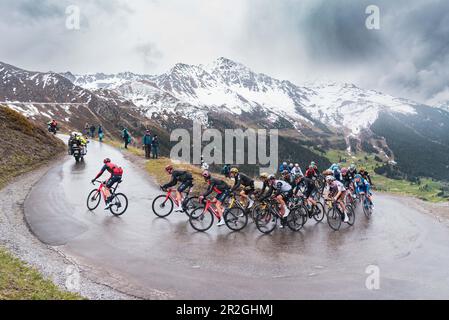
84, 123, 90, 136
90, 124, 96, 138
122, 127, 130, 149
98, 125, 104, 142
142, 130, 153, 159
151, 135, 160, 159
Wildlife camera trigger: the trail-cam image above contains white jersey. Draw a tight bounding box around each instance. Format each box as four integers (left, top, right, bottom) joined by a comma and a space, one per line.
273, 180, 292, 192
291, 167, 303, 176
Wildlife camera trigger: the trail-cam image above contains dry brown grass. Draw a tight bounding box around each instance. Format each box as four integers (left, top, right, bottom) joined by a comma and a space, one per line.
0, 106, 66, 189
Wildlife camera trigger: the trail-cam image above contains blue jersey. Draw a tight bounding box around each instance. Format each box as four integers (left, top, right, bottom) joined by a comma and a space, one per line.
355, 178, 370, 194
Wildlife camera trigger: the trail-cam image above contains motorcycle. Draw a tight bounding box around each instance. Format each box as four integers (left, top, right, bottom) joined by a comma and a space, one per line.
48, 124, 58, 135
69, 140, 87, 162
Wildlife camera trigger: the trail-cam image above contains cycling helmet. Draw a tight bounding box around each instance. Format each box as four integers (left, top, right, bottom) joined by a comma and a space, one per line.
326, 175, 335, 182
341, 168, 348, 175
268, 174, 276, 180
259, 172, 269, 179
230, 168, 239, 174
165, 165, 173, 172
354, 174, 362, 180
202, 170, 211, 179
295, 163, 299, 167
311, 161, 316, 166
289, 163, 294, 167
350, 163, 356, 170
103, 158, 111, 164
283, 162, 287, 166
282, 170, 289, 175
359, 167, 366, 172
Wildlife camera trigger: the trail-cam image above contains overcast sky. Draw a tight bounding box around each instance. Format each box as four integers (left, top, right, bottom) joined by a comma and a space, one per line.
1, 0, 448, 105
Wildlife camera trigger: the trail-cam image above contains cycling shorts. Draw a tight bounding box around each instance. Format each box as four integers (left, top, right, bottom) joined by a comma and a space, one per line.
216, 190, 230, 203
106, 175, 122, 189
178, 179, 193, 193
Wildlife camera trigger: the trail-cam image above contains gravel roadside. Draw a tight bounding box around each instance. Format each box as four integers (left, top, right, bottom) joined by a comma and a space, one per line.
0, 157, 134, 300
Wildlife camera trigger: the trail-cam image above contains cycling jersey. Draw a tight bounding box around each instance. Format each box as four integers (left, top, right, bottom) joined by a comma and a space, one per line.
302, 177, 317, 198
359, 171, 373, 185
355, 178, 371, 195
260, 180, 292, 201
328, 180, 346, 196
231, 173, 254, 192
95, 162, 123, 180
290, 167, 303, 177
274, 180, 292, 193
162, 170, 193, 189
305, 167, 318, 178
347, 169, 357, 181
202, 178, 230, 198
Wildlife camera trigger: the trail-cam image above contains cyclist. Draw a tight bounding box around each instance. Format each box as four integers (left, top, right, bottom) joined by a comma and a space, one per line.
354, 174, 374, 207
256, 172, 270, 199
288, 163, 294, 173
290, 163, 303, 177
326, 175, 349, 222
279, 162, 288, 173
347, 163, 358, 181
161, 165, 193, 212
294, 174, 318, 209
199, 170, 231, 226
230, 168, 255, 209
328, 163, 342, 181
281, 169, 295, 186
341, 167, 352, 189
91, 158, 123, 210
260, 175, 293, 223
359, 167, 373, 185
305, 164, 319, 179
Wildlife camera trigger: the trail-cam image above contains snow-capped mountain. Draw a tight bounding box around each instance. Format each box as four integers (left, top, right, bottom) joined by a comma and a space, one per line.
65, 57, 420, 136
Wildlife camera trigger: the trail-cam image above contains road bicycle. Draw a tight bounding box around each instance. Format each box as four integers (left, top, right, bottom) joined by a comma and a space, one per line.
152, 186, 198, 218
254, 198, 305, 234
325, 198, 355, 231
297, 194, 325, 225
189, 198, 247, 232
359, 192, 374, 218
87, 179, 128, 216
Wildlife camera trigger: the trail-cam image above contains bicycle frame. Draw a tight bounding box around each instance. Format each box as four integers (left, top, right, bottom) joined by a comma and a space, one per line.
202, 199, 221, 219
94, 180, 120, 204
164, 186, 193, 207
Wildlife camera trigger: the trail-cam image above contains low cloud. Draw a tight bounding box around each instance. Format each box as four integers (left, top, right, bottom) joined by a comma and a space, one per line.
0, 0, 448, 105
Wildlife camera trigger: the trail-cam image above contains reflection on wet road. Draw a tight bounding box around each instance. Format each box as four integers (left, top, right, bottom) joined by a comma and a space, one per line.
25, 138, 449, 299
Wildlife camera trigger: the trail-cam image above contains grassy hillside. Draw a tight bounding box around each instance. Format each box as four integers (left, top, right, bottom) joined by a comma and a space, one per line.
0, 106, 82, 300
0, 106, 66, 189
0, 248, 81, 300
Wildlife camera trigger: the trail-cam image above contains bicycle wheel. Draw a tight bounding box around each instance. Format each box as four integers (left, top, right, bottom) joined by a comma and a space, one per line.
286, 207, 305, 231
255, 208, 277, 234
224, 207, 248, 231
109, 193, 128, 216
327, 207, 342, 231
189, 207, 214, 232
312, 202, 325, 222
363, 199, 373, 219
345, 205, 355, 226
152, 195, 174, 217
183, 196, 199, 216
87, 189, 101, 211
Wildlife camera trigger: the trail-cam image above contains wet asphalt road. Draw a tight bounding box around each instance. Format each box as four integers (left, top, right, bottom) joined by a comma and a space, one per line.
24, 138, 449, 299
